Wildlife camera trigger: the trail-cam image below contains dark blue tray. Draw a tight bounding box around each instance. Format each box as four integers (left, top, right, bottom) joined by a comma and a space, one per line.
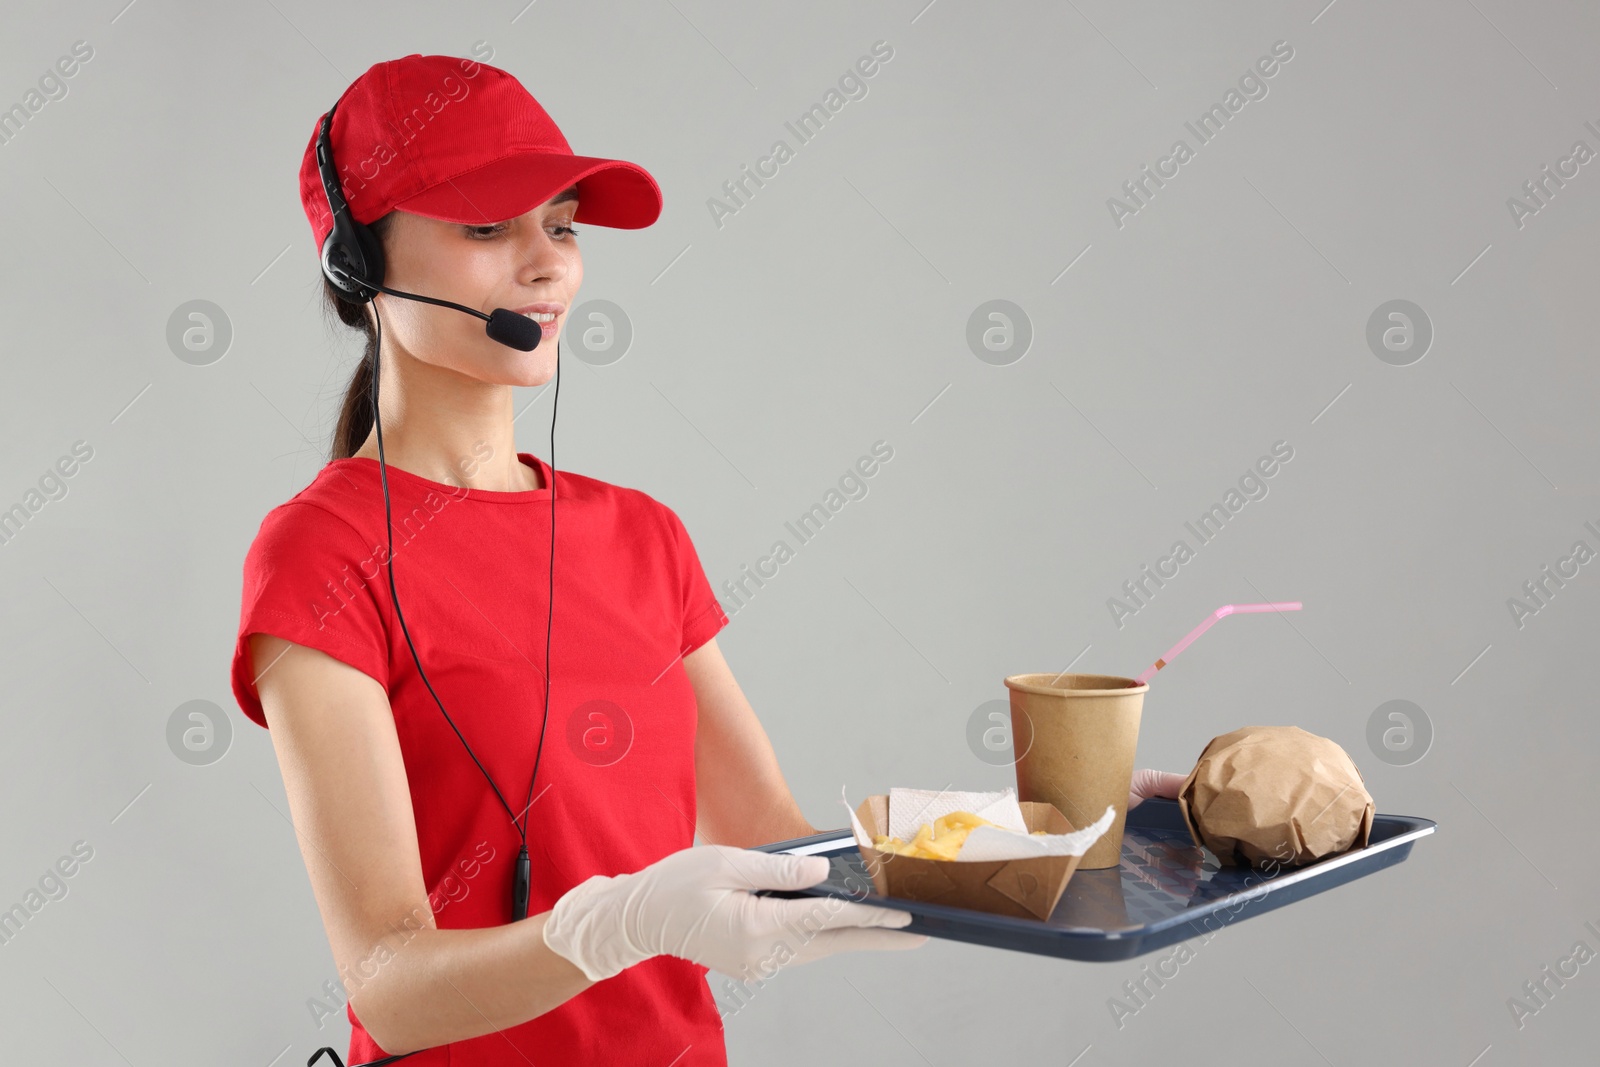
751, 797, 1436, 961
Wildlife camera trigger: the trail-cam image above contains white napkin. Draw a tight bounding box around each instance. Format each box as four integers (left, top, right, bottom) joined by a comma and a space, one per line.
841, 785, 1115, 862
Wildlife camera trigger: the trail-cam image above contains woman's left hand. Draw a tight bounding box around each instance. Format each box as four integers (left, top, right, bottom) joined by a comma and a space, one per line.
1127, 768, 1187, 810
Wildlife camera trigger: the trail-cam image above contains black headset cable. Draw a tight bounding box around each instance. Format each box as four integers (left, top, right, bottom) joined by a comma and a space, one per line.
367, 303, 557, 922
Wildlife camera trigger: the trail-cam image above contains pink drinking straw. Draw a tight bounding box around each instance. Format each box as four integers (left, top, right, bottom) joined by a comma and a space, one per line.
1132, 602, 1302, 685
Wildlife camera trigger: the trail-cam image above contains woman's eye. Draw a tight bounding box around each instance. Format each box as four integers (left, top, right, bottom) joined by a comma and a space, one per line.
464, 222, 579, 240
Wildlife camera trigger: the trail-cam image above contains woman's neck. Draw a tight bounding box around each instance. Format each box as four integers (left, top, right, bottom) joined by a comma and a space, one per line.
350, 357, 541, 492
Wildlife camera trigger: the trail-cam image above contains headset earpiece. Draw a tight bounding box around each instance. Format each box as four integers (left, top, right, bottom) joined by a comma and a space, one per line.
321, 214, 385, 304
315, 102, 385, 304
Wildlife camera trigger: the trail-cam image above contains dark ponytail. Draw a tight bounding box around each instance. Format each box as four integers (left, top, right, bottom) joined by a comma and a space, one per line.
322, 212, 395, 460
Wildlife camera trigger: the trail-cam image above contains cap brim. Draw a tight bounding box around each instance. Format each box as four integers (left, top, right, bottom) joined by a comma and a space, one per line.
393, 152, 662, 230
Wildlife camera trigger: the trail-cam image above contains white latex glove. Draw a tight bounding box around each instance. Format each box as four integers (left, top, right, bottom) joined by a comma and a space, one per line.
541, 844, 928, 982
1128, 768, 1187, 810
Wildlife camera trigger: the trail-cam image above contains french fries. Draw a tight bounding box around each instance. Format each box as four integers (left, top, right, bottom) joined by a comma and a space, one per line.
872, 809, 1050, 860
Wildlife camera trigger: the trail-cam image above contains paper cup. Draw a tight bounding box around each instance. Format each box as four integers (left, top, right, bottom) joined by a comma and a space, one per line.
1003, 672, 1146, 870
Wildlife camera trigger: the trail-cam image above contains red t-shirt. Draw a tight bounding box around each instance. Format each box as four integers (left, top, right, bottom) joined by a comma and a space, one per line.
230, 452, 731, 1066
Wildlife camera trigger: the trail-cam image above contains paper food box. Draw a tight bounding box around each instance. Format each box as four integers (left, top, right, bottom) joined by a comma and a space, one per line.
841, 786, 1116, 921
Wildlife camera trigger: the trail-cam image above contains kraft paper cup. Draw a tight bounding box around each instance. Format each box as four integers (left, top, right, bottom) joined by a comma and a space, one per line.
1003, 672, 1147, 870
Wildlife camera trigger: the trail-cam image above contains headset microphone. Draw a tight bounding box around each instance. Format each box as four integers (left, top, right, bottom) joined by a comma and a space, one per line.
487, 308, 542, 351
325, 261, 544, 353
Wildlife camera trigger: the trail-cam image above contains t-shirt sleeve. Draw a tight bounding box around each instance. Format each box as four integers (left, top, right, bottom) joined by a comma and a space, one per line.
659, 502, 729, 658
230, 500, 391, 729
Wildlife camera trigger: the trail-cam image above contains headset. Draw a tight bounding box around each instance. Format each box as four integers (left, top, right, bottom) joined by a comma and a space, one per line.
307, 100, 559, 1067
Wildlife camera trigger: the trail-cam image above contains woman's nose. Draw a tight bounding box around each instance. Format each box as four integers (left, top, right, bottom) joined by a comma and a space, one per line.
516, 230, 571, 285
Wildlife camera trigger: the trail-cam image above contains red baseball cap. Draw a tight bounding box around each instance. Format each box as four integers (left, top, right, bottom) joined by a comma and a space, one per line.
299, 53, 662, 251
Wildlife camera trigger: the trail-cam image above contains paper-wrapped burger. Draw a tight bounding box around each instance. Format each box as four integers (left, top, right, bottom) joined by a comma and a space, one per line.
1178, 725, 1374, 868
843, 786, 1115, 920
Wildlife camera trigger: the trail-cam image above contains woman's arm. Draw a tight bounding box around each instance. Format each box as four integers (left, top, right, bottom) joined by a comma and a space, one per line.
247, 633, 595, 1054
684, 637, 819, 848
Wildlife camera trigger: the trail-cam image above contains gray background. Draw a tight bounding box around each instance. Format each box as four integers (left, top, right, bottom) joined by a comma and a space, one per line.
1, 0, 1595, 1064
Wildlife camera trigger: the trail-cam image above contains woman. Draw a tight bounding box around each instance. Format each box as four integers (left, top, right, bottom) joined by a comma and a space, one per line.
232, 54, 924, 1067
233, 53, 1184, 1066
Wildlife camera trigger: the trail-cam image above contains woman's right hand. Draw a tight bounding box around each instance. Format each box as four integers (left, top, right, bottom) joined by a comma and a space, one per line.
541, 844, 927, 981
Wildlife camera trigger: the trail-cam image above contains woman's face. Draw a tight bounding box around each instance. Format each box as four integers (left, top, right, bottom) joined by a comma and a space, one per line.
371, 186, 582, 387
